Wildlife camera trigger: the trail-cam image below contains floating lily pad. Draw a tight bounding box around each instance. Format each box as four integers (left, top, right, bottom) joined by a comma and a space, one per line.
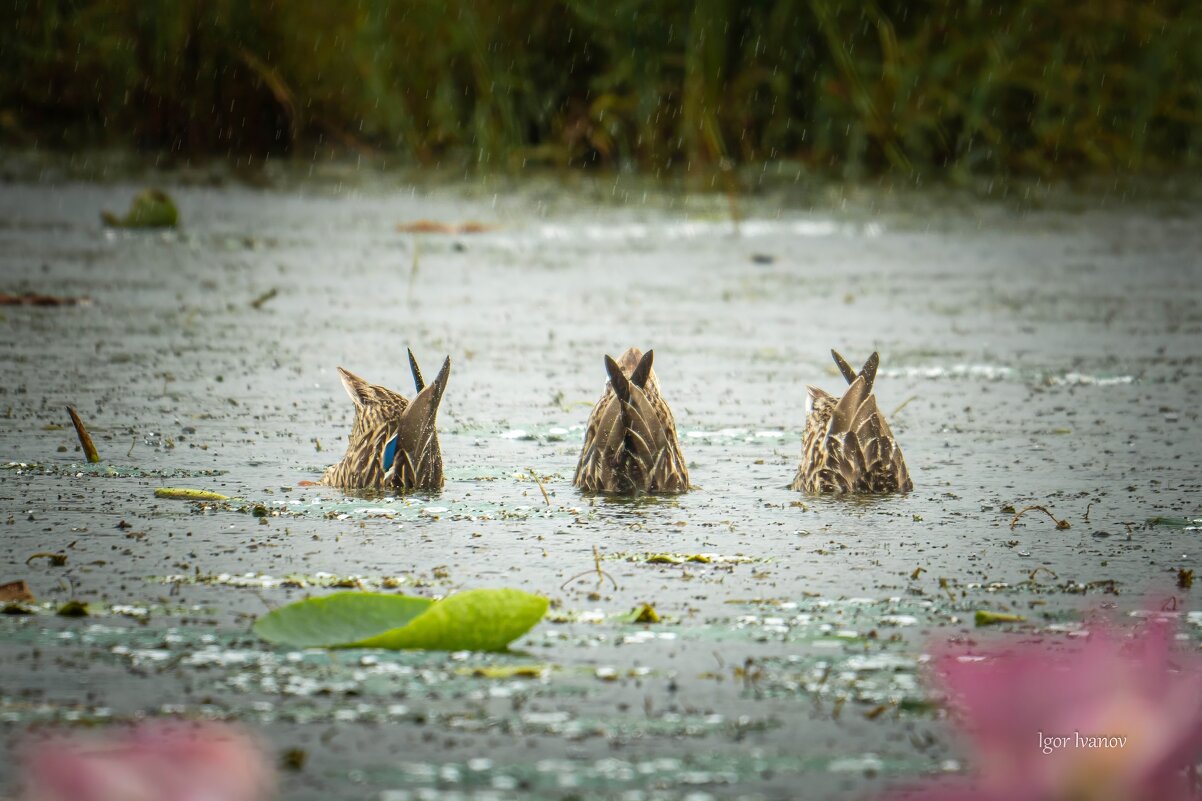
253, 589, 548, 652
1147, 516, 1200, 528
101, 189, 179, 228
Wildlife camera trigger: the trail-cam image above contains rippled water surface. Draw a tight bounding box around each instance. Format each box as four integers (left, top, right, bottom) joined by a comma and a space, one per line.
1, 168, 1201, 800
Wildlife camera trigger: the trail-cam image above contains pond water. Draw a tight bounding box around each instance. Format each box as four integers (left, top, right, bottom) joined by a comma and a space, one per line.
1, 165, 1200, 800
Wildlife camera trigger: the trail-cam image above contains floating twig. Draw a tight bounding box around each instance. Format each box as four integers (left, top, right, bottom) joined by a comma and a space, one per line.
1010, 505, 1071, 531
1027, 566, 1058, 582
561, 545, 618, 591
0, 293, 91, 307
528, 467, 551, 506
66, 405, 100, 463
891, 395, 920, 417
26, 552, 67, 567
249, 288, 278, 309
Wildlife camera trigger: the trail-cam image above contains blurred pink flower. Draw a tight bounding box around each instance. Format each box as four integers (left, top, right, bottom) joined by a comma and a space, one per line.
19, 721, 274, 801
886, 614, 1202, 801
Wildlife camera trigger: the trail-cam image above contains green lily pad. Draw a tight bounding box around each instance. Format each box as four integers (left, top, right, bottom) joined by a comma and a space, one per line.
1147, 516, 1200, 528
253, 589, 548, 652
101, 189, 179, 228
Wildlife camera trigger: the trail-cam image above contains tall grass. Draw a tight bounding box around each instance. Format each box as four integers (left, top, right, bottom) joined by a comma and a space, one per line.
1, 0, 1199, 175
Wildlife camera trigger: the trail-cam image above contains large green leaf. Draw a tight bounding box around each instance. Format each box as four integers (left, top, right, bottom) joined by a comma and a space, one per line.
253, 589, 547, 652
253, 592, 432, 647
356, 588, 548, 652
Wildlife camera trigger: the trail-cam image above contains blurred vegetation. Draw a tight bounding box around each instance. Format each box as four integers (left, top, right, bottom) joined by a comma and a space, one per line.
1, 0, 1199, 176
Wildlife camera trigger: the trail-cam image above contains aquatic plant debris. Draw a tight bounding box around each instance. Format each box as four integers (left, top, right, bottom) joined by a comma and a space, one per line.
0, 293, 91, 306
66, 405, 101, 463
253, 588, 548, 652
1009, 504, 1071, 531
629, 604, 661, 624
974, 610, 1026, 627
100, 188, 179, 228
154, 487, 230, 501
0, 580, 34, 601
56, 600, 89, 617
396, 220, 495, 234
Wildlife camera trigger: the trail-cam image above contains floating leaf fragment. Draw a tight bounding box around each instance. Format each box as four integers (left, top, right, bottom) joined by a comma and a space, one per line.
645, 553, 713, 564
460, 664, 548, 679
633, 603, 661, 623
101, 189, 179, 228
253, 588, 547, 652
1179, 569, 1194, 590
57, 600, 90, 617
155, 487, 229, 501
280, 748, 307, 772
974, 610, 1026, 627
0, 580, 34, 602
628, 603, 661, 624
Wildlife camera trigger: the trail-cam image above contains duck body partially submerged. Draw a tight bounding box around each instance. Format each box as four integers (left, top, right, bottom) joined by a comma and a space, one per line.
792, 350, 912, 495
574, 347, 689, 495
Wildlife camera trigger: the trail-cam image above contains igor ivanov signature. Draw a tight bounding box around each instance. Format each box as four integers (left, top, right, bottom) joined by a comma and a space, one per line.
1039, 731, 1128, 755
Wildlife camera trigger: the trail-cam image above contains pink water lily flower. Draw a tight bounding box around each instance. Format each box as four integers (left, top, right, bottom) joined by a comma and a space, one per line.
19, 721, 275, 801
886, 614, 1202, 801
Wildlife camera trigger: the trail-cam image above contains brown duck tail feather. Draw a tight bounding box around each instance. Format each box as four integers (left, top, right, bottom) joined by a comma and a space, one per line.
830, 350, 880, 394
389, 356, 450, 490
859, 352, 880, 394
408, 348, 425, 392
576, 349, 688, 494
337, 366, 373, 409
604, 354, 632, 402
831, 350, 858, 385
629, 349, 655, 389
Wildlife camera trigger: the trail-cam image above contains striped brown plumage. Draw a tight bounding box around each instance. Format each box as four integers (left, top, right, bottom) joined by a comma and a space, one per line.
321, 349, 450, 491
574, 347, 689, 494
791, 350, 912, 495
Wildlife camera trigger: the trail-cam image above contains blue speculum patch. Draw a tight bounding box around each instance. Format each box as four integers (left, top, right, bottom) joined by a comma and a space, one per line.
382, 433, 399, 472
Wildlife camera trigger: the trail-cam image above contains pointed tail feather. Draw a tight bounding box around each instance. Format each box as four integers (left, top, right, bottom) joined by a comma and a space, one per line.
831, 350, 858, 385
408, 348, 425, 392
860, 352, 880, 394
629, 349, 655, 389
390, 356, 450, 490
605, 354, 632, 402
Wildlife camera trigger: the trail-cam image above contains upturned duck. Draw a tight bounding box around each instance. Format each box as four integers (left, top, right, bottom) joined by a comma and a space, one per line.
321, 349, 450, 491
791, 350, 912, 494
574, 347, 689, 494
